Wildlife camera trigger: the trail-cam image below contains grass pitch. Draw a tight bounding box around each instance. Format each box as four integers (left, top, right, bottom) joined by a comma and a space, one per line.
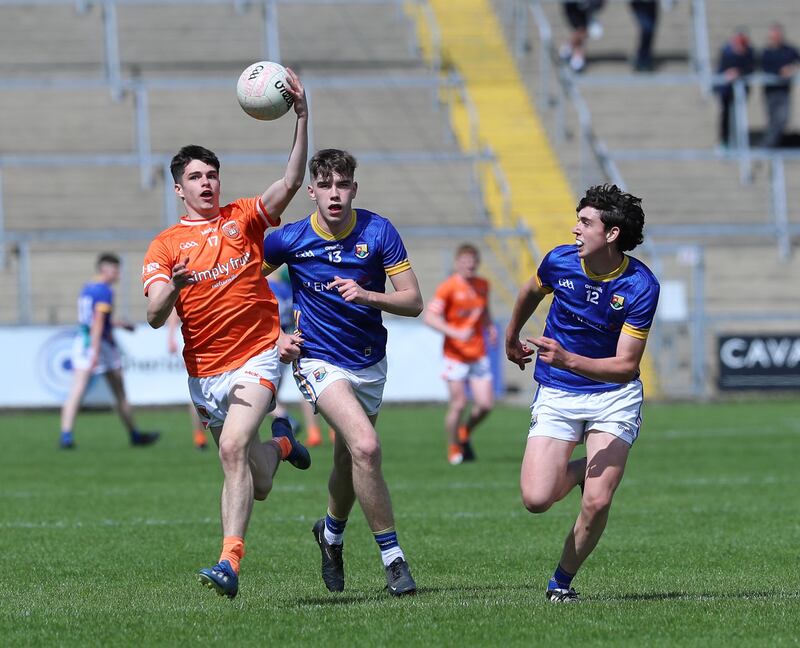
3, 399, 799, 646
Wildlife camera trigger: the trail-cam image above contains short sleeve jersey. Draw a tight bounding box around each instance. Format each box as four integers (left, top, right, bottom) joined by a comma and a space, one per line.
535, 244, 660, 393
142, 197, 281, 378
262, 208, 411, 370
77, 280, 114, 345
428, 274, 490, 362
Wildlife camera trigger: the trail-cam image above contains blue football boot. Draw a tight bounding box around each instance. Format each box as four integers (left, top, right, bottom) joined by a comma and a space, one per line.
197, 560, 239, 599
272, 417, 311, 470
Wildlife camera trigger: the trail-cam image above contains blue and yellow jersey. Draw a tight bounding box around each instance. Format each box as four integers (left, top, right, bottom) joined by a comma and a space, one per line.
535, 244, 660, 393
263, 208, 412, 370
77, 281, 115, 346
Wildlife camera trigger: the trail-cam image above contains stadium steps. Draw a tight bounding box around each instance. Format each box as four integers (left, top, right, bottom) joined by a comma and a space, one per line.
3, 166, 163, 231
415, 0, 662, 395
5, 241, 148, 324
0, 5, 104, 78
419, 0, 575, 264
0, 2, 419, 79
0, 89, 135, 153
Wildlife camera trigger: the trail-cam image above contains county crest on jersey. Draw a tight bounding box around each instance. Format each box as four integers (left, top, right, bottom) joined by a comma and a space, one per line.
535, 244, 660, 393
262, 208, 412, 370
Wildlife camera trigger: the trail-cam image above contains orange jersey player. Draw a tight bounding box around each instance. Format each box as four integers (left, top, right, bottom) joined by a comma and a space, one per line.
424, 243, 497, 465
142, 68, 311, 600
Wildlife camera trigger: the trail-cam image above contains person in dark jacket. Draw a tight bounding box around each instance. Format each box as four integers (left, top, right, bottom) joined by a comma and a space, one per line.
760, 23, 800, 148
715, 28, 756, 147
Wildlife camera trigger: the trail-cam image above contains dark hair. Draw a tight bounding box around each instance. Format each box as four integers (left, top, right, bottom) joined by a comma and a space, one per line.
577, 184, 645, 252
170, 145, 220, 184
309, 149, 357, 182
96, 252, 120, 269
455, 243, 480, 260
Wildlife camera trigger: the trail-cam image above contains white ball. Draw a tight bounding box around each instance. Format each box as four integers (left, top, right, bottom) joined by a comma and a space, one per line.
236, 61, 294, 121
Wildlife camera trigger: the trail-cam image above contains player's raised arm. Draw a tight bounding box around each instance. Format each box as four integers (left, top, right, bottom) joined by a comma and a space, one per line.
505, 274, 547, 370
260, 68, 308, 222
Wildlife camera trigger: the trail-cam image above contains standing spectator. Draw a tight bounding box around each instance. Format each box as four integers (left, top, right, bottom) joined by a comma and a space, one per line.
560, 1, 605, 73
760, 23, 800, 148
715, 28, 756, 147
59, 253, 160, 449
424, 244, 497, 465
630, 1, 658, 72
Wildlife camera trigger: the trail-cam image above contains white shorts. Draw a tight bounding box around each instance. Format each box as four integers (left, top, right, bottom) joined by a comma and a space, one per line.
188, 347, 281, 429
71, 337, 122, 375
442, 355, 492, 382
293, 356, 387, 417
528, 380, 643, 446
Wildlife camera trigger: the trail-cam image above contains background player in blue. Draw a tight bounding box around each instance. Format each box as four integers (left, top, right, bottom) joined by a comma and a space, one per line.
505, 184, 659, 603
59, 253, 159, 449
263, 148, 423, 596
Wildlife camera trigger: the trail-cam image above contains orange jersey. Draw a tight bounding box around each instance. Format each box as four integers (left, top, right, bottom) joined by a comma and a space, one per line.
142, 197, 280, 377
429, 274, 490, 362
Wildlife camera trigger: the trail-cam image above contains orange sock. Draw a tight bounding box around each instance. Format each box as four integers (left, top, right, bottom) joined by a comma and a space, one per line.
193, 429, 208, 447
458, 425, 470, 443
273, 436, 292, 460
306, 426, 322, 446
220, 536, 245, 574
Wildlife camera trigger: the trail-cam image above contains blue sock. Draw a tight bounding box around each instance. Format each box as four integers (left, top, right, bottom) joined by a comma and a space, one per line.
374, 528, 405, 567
549, 564, 575, 590
323, 511, 347, 545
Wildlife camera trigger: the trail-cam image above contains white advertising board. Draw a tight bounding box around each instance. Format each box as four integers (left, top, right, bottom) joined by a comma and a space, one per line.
0, 321, 449, 408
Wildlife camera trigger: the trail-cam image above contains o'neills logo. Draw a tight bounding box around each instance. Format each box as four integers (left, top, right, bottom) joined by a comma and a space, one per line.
222, 221, 241, 239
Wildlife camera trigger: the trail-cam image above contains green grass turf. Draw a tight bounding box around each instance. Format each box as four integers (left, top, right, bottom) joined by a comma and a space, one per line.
2, 399, 799, 646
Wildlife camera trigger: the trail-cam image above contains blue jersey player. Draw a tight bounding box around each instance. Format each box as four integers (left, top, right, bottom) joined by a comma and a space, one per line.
263, 149, 423, 596
505, 184, 660, 603
59, 253, 160, 449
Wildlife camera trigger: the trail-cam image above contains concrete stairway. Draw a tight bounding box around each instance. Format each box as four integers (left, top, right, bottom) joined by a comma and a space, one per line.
0, 0, 516, 334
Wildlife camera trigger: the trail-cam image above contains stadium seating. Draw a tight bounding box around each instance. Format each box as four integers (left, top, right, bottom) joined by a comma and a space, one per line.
0, 0, 510, 338
506, 0, 800, 395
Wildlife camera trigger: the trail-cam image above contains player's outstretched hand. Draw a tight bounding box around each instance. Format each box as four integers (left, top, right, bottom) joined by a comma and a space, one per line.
278, 331, 304, 363
330, 276, 368, 305
171, 256, 192, 289
528, 336, 569, 369
284, 67, 308, 120
506, 336, 534, 370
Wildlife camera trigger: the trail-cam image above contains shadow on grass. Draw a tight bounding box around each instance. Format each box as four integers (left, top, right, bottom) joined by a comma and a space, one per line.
295, 583, 534, 607
296, 587, 800, 607
596, 590, 799, 603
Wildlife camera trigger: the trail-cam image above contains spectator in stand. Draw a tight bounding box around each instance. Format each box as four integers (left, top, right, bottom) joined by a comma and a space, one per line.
715, 28, 756, 148
559, 1, 605, 73
630, 1, 658, 72
760, 23, 800, 148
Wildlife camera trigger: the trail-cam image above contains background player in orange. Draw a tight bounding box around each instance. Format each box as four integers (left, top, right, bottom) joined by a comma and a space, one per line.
424, 243, 497, 465
59, 252, 160, 450
167, 309, 209, 450
142, 68, 310, 599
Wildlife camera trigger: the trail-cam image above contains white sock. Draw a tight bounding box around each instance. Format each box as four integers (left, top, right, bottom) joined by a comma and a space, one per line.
324, 527, 343, 546
380, 545, 405, 567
